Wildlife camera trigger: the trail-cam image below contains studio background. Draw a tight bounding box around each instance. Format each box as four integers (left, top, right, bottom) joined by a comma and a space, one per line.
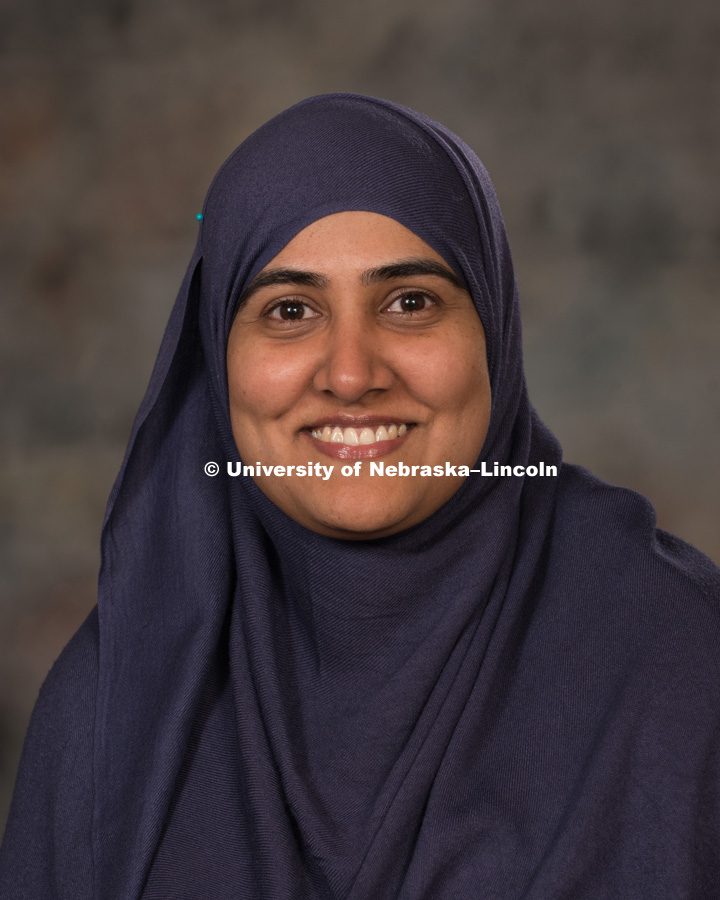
2, 0, 719, 835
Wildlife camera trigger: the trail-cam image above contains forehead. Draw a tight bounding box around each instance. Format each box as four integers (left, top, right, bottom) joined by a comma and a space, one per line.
260, 211, 454, 274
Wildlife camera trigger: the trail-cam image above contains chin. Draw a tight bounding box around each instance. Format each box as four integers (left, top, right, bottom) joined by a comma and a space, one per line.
309, 499, 418, 541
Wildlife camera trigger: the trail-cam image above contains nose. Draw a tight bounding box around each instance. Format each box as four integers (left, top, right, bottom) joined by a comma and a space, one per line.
311, 315, 394, 402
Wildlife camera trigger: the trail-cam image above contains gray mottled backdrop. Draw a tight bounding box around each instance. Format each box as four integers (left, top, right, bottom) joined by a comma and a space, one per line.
2, 0, 719, 835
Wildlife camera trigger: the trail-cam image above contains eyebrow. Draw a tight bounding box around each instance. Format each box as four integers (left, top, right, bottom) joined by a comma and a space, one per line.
237, 257, 465, 308
361, 258, 465, 290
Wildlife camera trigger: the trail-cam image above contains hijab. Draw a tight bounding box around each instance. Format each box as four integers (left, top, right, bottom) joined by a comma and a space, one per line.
2, 94, 719, 900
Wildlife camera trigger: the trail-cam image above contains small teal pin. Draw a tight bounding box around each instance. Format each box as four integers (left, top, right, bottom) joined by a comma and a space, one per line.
196, 213, 203, 222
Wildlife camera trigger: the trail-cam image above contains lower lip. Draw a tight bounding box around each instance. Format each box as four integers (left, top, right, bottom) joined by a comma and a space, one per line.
303, 427, 413, 460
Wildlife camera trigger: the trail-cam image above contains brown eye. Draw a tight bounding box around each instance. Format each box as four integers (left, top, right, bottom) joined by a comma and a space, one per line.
267, 300, 317, 321
279, 301, 304, 319
386, 291, 434, 314
401, 293, 426, 311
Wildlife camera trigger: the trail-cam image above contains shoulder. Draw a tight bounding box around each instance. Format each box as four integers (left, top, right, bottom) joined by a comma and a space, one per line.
538, 466, 720, 884
0, 607, 99, 899
554, 462, 720, 618
33, 603, 100, 729
542, 464, 720, 730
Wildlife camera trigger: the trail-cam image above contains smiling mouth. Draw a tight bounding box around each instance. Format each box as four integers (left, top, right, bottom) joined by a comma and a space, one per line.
310, 423, 409, 447
304, 421, 415, 460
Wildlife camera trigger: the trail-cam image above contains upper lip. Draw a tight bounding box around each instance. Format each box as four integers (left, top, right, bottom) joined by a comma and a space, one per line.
304, 414, 416, 430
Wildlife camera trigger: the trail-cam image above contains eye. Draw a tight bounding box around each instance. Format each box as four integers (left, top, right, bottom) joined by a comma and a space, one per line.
385, 291, 435, 314
266, 299, 319, 322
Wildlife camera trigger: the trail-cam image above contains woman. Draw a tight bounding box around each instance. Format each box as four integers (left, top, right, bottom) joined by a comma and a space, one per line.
1, 94, 719, 899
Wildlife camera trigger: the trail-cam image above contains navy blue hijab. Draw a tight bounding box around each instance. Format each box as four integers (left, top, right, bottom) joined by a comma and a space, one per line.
2, 94, 720, 900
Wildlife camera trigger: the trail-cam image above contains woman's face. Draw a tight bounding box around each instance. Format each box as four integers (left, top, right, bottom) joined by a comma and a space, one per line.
227, 211, 491, 539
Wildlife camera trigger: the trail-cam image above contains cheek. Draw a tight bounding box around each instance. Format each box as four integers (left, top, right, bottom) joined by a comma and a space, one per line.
227, 341, 311, 423
400, 332, 489, 414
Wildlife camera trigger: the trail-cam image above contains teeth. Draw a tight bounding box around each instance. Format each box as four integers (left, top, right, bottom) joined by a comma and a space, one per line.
310, 423, 411, 445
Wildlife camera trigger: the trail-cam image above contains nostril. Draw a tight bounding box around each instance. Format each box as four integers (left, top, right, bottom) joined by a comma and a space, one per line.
313, 352, 392, 401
